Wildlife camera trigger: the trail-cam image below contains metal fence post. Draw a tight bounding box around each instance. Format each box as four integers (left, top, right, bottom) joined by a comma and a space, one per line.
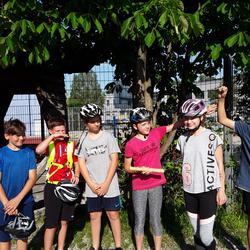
223, 55, 234, 202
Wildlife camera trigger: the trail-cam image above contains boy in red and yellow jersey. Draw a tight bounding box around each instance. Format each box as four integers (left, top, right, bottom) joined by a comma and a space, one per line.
36, 117, 80, 250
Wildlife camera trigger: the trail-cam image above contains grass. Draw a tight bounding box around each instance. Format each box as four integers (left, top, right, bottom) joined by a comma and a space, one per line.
24, 200, 248, 249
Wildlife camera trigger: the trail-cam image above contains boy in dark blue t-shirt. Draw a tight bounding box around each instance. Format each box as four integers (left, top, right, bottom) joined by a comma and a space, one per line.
218, 86, 250, 249
0, 119, 37, 250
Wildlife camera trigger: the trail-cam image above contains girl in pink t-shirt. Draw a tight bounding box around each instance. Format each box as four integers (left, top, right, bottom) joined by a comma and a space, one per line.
124, 107, 183, 250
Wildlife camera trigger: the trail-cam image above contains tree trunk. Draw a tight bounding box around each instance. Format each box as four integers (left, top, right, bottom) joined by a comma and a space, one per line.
134, 44, 154, 111
0, 91, 14, 146
36, 73, 68, 131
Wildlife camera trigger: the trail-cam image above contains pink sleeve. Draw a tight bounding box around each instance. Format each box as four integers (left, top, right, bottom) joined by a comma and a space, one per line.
152, 126, 167, 140
124, 142, 133, 158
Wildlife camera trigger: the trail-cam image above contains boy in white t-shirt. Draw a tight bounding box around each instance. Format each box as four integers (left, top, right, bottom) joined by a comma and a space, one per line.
75, 103, 122, 250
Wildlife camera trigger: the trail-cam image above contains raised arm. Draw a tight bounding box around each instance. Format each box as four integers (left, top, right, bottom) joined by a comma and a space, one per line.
166, 117, 185, 133
217, 86, 235, 130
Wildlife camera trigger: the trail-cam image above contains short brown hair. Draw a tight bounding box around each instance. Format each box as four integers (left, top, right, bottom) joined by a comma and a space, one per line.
47, 117, 66, 129
4, 119, 26, 136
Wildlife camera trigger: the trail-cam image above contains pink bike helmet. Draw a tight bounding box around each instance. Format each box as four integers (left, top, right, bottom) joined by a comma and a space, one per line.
180, 99, 207, 117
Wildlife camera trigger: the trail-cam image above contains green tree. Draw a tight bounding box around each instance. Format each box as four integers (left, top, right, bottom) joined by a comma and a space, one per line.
67, 71, 104, 107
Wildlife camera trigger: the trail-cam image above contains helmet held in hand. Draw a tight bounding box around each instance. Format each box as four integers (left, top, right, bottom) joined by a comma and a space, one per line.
4, 213, 36, 239
54, 180, 80, 203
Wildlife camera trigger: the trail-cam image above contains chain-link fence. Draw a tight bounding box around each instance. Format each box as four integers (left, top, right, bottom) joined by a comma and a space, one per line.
4, 63, 242, 162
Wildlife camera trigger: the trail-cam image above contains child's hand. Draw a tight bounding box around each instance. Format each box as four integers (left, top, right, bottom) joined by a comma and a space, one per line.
141, 167, 151, 175
96, 182, 109, 196
216, 189, 227, 205
218, 86, 228, 99
206, 104, 217, 115
71, 175, 80, 185
90, 183, 100, 195
4, 197, 21, 215
53, 133, 69, 141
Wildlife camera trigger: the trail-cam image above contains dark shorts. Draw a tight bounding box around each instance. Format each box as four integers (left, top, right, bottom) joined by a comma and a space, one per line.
87, 196, 121, 213
184, 190, 217, 219
44, 183, 75, 228
0, 201, 35, 242
242, 190, 250, 215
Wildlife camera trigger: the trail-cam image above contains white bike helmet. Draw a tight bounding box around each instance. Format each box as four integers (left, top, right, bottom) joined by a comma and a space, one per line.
54, 180, 80, 203
180, 99, 207, 117
4, 213, 36, 239
80, 103, 102, 118
130, 107, 152, 124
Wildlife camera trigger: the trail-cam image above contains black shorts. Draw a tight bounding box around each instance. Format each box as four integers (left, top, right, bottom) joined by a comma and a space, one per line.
87, 196, 121, 213
184, 190, 217, 219
44, 183, 75, 228
242, 190, 250, 215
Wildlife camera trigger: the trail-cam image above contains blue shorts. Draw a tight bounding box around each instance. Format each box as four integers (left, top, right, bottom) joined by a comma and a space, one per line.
87, 196, 121, 212
0, 201, 35, 242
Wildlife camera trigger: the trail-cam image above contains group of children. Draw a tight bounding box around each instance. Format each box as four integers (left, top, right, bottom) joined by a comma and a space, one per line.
0, 85, 249, 250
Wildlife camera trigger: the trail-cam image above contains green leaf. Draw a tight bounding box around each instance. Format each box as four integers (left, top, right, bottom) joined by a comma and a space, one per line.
11, 21, 19, 32
111, 12, 118, 25
66, 12, 74, 22
189, 12, 204, 37
11, 56, 16, 65
159, 11, 167, 28
6, 37, 14, 52
145, 31, 156, 47
238, 32, 246, 47
93, 18, 103, 33
59, 28, 65, 40
179, 15, 188, 33
0, 37, 6, 45
240, 52, 248, 65
224, 33, 239, 47
2, 55, 9, 66
135, 13, 143, 29
28, 51, 34, 63
51, 23, 59, 37
43, 47, 50, 61
121, 17, 133, 38
70, 14, 78, 29
27, 20, 35, 32
99, 10, 108, 24
35, 47, 42, 64
79, 17, 91, 33
245, 33, 250, 43
210, 43, 222, 60
142, 15, 148, 29
217, 3, 227, 14
43, 23, 51, 32
36, 23, 44, 34
155, 29, 164, 47
20, 19, 27, 37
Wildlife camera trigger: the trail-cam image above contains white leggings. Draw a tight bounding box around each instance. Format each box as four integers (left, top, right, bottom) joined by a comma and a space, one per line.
188, 212, 215, 246
132, 185, 163, 236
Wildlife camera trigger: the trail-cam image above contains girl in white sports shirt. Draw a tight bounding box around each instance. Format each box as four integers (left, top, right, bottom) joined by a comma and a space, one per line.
176, 99, 227, 250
